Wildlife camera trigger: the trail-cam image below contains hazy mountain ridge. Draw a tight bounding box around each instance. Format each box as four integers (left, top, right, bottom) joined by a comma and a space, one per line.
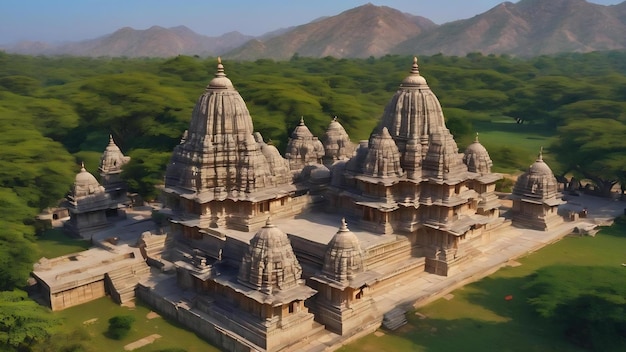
393, 0, 626, 56
2, 0, 626, 59
2, 25, 254, 57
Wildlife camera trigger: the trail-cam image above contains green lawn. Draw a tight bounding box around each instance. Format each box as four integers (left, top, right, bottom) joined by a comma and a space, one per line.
470, 119, 559, 174
53, 298, 221, 352
36, 228, 91, 258
340, 218, 626, 352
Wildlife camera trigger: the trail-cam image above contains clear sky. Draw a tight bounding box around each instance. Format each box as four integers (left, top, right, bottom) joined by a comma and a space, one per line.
0, 0, 622, 44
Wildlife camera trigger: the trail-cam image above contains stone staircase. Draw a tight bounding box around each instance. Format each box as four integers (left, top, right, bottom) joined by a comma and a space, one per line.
382, 307, 407, 330
106, 260, 151, 305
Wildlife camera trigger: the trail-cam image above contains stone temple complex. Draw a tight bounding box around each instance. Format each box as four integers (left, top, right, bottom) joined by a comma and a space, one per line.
32, 57, 595, 351
141, 57, 508, 350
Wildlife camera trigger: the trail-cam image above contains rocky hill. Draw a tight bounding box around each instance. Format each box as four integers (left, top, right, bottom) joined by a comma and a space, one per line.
225, 4, 437, 60
393, 0, 626, 56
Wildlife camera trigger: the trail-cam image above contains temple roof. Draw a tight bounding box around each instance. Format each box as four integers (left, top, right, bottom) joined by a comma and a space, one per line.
71, 162, 105, 199
322, 219, 365, 283
285, 117, 324, 170
322, 117, 356, 162
379, 57, 447, 143
463, 133, 493, 174
362, 127, 404, 178
512, 149, 561, 200
237, 218, 304, 294
99, 135, 130, 174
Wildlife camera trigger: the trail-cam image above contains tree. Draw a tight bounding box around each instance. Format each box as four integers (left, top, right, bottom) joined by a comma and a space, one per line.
0, 290, 58, 350
551, 118, 626, 196
524, 265, 626, 351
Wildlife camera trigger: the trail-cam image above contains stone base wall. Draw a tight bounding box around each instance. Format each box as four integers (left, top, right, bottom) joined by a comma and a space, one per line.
137, 285, 257, 351
314, 297, 379, 335
137, 282, 322, 352
50, 280, 106, 311
512, 212, 564, 231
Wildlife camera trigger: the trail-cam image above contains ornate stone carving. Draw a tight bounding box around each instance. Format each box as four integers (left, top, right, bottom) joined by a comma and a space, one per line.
322, 117, 356, 165
164, 58, 291, 194
322, 218, 364, 282
363, 127, 404, 178
285, 117, 325, 171
463, 133, 493, 175
238, 218, 303, 294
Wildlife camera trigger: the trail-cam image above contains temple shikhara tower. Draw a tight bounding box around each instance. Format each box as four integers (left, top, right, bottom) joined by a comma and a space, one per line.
35, 56, 576, 352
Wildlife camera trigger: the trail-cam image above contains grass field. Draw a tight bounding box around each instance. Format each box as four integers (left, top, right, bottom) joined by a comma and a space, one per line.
339, 218, 626, 352
54, 298, 221, 352
470, 119, 559, 174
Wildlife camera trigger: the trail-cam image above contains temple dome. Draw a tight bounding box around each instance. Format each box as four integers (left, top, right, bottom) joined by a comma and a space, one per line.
322, 117, 356, 162
379, 57, 447, 144
463, 134, 493, 174
322, 219, 364, 282
362, 127, 404, 178
285, 117, 324, 170
99, 135, 130, 174
513, 150, 559, 199
237, 218, 303, 294
72, 163, 105, 198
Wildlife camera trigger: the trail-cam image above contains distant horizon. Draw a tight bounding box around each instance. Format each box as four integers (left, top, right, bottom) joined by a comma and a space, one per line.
1, 0, 623, 45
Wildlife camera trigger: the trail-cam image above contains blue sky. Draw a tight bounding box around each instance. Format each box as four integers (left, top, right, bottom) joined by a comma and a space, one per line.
0, 0, 622, 44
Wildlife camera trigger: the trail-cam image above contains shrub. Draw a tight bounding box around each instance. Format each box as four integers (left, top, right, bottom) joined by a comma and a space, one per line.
106, 315, 135, 340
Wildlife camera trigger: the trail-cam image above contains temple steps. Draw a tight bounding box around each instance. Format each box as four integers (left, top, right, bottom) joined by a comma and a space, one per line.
382, 307, 407, 330
105, 260, 151, 305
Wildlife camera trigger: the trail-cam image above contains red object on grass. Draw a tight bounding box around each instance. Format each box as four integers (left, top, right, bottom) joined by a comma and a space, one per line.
505, 295, 513, 301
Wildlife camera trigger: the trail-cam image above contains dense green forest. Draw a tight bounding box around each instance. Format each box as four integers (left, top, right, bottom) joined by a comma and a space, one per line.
0, 50, 625, 350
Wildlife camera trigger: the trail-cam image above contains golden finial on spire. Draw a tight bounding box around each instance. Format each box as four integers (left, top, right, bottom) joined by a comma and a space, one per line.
299, 116, 305, 125
475, 132, 479, 143
538, 147, 544, 161
80, 161, 86, 172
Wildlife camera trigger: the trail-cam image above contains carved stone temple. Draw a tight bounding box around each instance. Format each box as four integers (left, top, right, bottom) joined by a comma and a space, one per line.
33, 57, 578, 351
62, 136, 131, 238
136, 57, 515, 350
510, 149, 565, 230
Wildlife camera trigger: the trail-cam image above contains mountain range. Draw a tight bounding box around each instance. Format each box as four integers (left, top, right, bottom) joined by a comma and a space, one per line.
3, 0, 626, 59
